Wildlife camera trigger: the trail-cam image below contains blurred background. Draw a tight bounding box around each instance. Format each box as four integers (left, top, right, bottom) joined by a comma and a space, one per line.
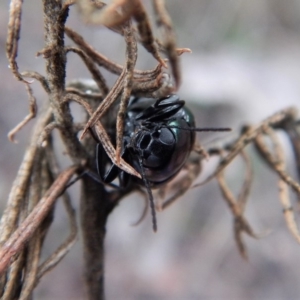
1, 0, 300, 299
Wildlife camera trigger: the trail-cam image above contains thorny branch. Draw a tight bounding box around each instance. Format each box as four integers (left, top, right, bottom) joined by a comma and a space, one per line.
2, 0, 300, 299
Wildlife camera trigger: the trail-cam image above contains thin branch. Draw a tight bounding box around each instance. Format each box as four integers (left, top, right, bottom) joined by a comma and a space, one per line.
65, 46, 109, 95
21, 71, 50, 93
153, 0, 180, 87
116, 21, 137, 163
0, 108, 52, 246
80, 69, 126, 139
1, 251, 25, 299
65, 26, 164, 78
19, 155, 52, 300
216, 170, 259, 259
37, 192, 77, 279
237, 150, 253, 211
255, 126, 300, 243
254, 129, 300, 198
0, 165, 79, 275
37, 122, 61, 146
161, 152, 202, 210
6, 0, 27, 82
36, 144, 78, 280
42, 0, 87, 162
8, 83, 38, 143
132, 0, 167, 68
194, 107, 297, 188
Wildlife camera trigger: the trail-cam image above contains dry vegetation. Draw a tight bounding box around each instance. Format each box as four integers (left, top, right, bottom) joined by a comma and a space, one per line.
1, 1, 300, 299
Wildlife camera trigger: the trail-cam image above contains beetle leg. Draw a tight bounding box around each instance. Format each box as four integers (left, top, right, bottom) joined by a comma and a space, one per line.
96, 142, 132, 189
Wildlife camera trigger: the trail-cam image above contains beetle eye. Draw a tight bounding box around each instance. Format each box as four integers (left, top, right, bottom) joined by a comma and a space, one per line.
158, 127, 174, 145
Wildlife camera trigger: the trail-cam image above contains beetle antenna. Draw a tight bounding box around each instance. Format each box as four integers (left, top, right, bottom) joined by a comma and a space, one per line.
192, 127, 231, 132
164, 125, 232, 132
137, 155, 158, 232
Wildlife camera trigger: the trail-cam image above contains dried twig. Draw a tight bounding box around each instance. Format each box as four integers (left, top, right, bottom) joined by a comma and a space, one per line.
6, 0, 27, 82
132, 0, 167, 68
0, 108, 53, 246
153, 0, 180, 88
79, 70, 126, 139
21, 71, 50, 93
0, 165, 79, 275
216, 168, 259, 260
6, 0, 300, 298
116, 21, 137, 162
8, 83, 38, 143
35, 142, 78, 281
194, 108, 297, 188
237, 150, 253, 211
254, 128, 300, 198
18, 154, 52, 299
161, 152, 202, 210
66, 46, 109, 95
65, 26, 164, 78
42, 0, 87, 162
255, 126, 300, 243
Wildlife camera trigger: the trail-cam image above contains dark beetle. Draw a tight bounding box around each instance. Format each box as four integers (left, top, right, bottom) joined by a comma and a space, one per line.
95, 94, 229, 231
126, 94, 196, 185
97, 94, 196, 188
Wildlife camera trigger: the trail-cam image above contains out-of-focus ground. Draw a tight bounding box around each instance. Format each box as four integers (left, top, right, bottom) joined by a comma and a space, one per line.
1, 1, 300, 299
